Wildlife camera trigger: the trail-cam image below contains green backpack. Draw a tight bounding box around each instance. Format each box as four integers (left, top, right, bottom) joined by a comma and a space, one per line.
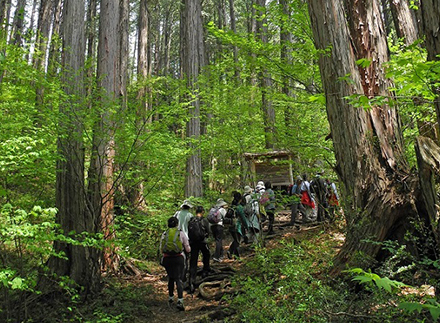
162, 228, 183, 254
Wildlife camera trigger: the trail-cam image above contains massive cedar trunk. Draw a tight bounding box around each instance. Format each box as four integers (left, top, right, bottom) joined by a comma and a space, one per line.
88, 0, 121, 274
418, 1, 440, 138
307, 0, 419, 273
49, 0, 101, 293
416, 1, 440, 249
181, 0, 205, 198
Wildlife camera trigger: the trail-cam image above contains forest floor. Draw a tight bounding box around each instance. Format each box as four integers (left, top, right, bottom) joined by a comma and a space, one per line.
128, 210, 344, 323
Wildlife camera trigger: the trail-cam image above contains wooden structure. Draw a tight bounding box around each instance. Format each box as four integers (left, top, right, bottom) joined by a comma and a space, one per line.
243, 151, 294, 189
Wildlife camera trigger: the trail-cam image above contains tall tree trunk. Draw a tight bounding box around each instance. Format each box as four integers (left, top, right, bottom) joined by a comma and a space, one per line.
389, 0, 418, 45
418, 1, 440, 139
88, 0, 121, 274
0, 0, 11, 84
0, 0, 11, 37
228, 0, 239, 80
49, 0, 101, 294
85, 0, 97, 102
181, 0, 205, 198
47, 0, 62, 77
255, 0, 275, 149
24, 0, 39, 61
33, 0, 54, 71
119, 0, 129, 108
307, 0, 420, 273
10, 0, 26, 46
279, 0, 293, 129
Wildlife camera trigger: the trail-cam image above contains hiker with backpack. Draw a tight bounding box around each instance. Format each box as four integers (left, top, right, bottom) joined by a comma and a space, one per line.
227, 192, 249, 259
243, 185, 261, 244
188, 206, 211, 292
255, 181, 267, 223
173, 199, 194, 282
299, 174, 316, 224
290, 176, 306, 228
311, 172, 329, 223
159, 216, 191, 311
209, 198, 228, 262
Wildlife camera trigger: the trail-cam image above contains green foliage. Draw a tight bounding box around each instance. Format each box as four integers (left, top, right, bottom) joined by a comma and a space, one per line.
228, 236, 344, 322
399, 299, 440, 322
115, 209, 168, 260
345, 267, 440, 322
345, 268, 407, 292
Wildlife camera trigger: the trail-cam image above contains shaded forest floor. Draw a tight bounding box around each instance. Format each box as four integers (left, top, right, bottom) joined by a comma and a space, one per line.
120, 211, 345, 323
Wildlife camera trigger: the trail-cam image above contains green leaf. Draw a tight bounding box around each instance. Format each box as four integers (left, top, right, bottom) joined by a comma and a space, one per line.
375, 277, 392, 292
356, 58, 372, 68
398, 302, 423, 313
352, 275, 373, 284
10, 277, 24, 290
308, 94, 326, 105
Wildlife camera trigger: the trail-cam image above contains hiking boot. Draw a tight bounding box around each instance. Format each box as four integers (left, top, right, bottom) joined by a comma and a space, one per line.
212, 257, 221, 263
168, 297, 174, 308
176, 300, 185, 311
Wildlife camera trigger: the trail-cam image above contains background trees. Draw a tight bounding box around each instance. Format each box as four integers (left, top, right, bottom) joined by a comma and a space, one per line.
1, 0, 440, 321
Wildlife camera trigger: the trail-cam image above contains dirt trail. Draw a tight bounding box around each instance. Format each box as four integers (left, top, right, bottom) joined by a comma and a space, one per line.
141, 211, 317, 323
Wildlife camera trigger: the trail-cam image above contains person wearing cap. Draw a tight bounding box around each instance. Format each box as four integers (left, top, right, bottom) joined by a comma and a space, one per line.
174, 199, 194, 237
255, 181, 265, 194
174, 200, 194, 282
211, 198, 228, 262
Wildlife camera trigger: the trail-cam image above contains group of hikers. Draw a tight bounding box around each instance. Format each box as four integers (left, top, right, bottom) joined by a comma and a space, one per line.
289, 173, 339, 227
159, 176, 339, 311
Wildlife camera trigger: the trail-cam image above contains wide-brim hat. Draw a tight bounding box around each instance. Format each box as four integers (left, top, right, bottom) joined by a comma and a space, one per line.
180, 199, 193, 208
257, 181, 265, 187
215, 198, 228, 208
243, 185, 252, 194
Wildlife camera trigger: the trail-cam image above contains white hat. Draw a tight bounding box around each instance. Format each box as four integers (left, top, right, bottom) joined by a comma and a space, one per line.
244, 185, 252, 194
257, 181, 265, 187
180, 199, 193, 208
215, 198, 228, 208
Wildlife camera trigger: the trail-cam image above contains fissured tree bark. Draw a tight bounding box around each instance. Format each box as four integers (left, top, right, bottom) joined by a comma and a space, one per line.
307, 0, 421, 273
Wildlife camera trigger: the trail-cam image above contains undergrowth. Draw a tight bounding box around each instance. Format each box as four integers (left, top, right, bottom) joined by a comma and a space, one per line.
225, 228, 437, 323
